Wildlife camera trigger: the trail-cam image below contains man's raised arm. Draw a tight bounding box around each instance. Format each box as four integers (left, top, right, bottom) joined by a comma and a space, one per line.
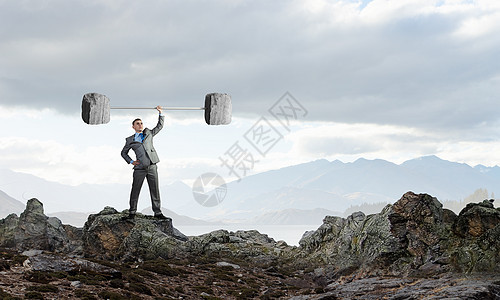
151, 105, 164, 136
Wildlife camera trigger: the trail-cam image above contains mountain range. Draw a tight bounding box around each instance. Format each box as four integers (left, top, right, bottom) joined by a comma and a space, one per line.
0, 189, 24, 217
1, 155, 499, 226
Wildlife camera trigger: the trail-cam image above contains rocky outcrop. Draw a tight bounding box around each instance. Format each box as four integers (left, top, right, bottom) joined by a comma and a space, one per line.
22, 250, 120, 276
0, 199, 81, 254
0, 213, 19, 248
184, 229, 301, 268
82, 207, 187, 261
290, 274, 500, 300
0, 192, 498, 299
388, 192, 446, 267
453, 199, 499, 238
299, 206, 402, 275
299, 192, 500, 277
448, 199, 500, 273
1, 192, 498, 278
81, 208, 300, 266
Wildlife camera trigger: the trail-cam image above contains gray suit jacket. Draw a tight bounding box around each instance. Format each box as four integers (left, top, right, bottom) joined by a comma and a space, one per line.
121, 115, 165, 169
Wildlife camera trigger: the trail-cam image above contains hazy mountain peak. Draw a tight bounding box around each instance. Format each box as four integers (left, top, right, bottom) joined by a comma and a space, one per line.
402, 155, 473, 170
416, 155, 441, 160
353, 157, 368, 163
2, 155, 500, 223
351, 157, 398, 167
164, 180, 191, 189
402, 155, 444, 164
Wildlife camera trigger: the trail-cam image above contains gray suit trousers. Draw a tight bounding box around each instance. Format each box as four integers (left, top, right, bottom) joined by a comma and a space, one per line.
129, 164, 161, 215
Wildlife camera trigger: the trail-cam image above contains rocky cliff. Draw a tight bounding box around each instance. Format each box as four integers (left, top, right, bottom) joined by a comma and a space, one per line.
0, 192, 499, 299
0, 199, 82, 253
299, 192, 500, 277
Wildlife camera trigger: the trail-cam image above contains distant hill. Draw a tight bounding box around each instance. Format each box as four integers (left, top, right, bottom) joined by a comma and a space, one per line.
1, 155, 499, 223
194, 155, 499, 221
0, 190, 24, 218
0, 169, 194, 215
0, 169, 131, 213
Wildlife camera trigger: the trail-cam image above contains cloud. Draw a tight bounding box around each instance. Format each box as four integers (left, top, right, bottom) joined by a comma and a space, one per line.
2, 101, 499, 189
0, 104, 248, 186
294, 136, 380, 156
0, 135, 226, 186
0, 0, 498, 130
453, 1, 500, 38
0, 137, 124, 185
287, 121, 500, 166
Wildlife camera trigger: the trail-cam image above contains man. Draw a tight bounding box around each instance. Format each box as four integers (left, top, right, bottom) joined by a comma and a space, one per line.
121, 105, 169, 220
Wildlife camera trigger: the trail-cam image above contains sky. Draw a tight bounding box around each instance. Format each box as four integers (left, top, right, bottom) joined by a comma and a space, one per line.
1, 0, 500, 188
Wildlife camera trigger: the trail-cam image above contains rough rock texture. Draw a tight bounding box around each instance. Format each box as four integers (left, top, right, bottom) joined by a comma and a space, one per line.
81, 92, 110, 125
184, 229, 302, 268
0, 247, 316, 299
1, 192, 499, 299
448, 199, 500, 273
82, 207, 187, 261
82, 208, 301, 267
205, 93, 232, 125
299, 206, 402, 275
2, 193, 499, 278
0, 213, 19, 248
453, 199, 499, 238
22, 251, 120, 276
0, 199, 81, 254
290, 274, 500, 300
299, 192, 500, 277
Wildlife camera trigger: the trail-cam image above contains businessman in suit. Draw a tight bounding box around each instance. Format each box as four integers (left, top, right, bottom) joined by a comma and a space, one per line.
121, 105, 169, 220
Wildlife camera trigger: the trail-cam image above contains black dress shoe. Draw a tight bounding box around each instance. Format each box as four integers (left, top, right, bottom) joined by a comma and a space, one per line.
154, 213, 170, 220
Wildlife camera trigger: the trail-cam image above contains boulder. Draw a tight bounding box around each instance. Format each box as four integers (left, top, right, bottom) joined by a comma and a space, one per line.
81, 209, 300, 265
447, 199, 500, 273
2, 193, 498, 280
453, 199, 499, 238
299, 192, 500, 277
299, 203, 404, 275
23, 251, 120, 276
0, 214, 19, 248
81, 208, 187, 260
81, 93, 110, 125
0, 199, 81, 253
184, 229, 296, 266
387, 192, 448, 273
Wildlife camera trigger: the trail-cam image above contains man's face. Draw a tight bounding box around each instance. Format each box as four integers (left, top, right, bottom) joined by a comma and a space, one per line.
132, 120, 144, 133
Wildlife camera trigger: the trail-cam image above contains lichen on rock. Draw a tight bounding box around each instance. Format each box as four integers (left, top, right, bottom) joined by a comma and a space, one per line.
82, 208, 187, 261
298, 192, 500, 277
0, 198, 78, 253
1, 192, 498, 282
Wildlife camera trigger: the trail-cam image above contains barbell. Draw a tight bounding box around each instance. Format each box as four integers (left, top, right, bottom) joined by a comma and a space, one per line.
81, 92, 232, 125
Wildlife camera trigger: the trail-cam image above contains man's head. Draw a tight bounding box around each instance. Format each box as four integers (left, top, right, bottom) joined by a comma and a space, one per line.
132, 118, 143, 133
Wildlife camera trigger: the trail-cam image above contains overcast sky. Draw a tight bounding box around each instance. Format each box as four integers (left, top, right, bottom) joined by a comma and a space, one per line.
1, 0, 500, 189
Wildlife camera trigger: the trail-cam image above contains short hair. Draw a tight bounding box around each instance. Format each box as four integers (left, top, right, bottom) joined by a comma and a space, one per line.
132, 118, 142, 126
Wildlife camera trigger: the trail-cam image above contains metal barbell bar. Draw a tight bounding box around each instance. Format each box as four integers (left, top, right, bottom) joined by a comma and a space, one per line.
81, 92, 232, 125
